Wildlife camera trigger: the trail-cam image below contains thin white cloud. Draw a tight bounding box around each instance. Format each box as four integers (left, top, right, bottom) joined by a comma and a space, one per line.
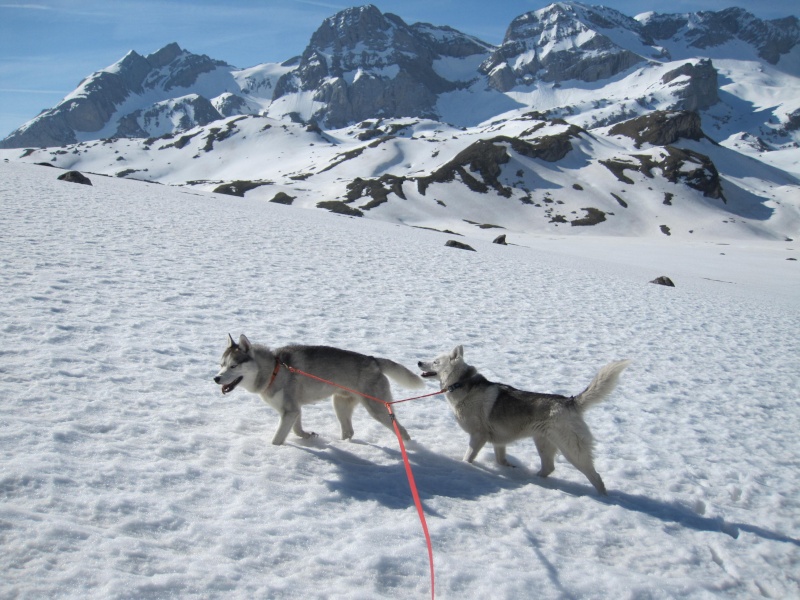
0, 3, 51, 8
290, 0, 345, 10
0, 88, 67, 94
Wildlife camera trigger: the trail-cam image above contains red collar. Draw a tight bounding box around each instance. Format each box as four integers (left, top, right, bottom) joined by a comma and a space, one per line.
266, 362, 281, 390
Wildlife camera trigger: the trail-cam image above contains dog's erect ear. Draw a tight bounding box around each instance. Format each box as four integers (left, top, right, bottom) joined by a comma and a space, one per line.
227, 333, 237, 348
451, 345, 464, 360
238, 334, 251, 353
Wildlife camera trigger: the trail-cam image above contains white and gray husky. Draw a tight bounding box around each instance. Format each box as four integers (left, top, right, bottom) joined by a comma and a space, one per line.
214, 334, 424, 445
419, 346, 630, 494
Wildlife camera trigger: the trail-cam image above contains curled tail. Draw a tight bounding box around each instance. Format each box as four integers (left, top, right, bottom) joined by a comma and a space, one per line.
376, 358, 426, 390
574, 360, 630, 412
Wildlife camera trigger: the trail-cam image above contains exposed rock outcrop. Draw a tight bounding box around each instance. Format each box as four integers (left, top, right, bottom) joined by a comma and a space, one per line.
57, 171, 92, 186
650, 276, 675, 287
445, 240, 476, 251
273, 4, 491, 128
661, 60, 719, 112
416, 125, 583, 196
609, 110, 708, 148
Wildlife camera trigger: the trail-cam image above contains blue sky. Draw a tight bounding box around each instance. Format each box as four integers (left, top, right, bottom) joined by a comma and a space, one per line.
1, 0, 797, 139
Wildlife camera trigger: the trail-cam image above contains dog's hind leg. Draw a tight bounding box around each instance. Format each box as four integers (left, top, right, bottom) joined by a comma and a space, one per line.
360, 379, 411, 441
534, 435, 557, 478
558, 440, 606, 495
362, 397, 410, 441
493, 444, 513, 467
333, 394, 357, 440
291, 411, 316, 440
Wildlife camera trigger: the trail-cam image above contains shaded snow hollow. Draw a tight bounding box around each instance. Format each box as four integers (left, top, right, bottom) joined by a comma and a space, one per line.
1, 162, 798, 598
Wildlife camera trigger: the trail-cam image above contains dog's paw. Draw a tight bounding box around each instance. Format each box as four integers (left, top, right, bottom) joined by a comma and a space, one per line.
297, 430, 317, 439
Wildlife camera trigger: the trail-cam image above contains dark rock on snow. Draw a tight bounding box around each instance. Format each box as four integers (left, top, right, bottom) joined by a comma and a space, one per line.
57, 171, 92, 185
445, 240, 476, 251
650, 276, 675, 287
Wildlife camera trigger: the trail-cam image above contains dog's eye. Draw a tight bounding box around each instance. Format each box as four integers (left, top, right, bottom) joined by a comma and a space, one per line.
230, 364, 239, 369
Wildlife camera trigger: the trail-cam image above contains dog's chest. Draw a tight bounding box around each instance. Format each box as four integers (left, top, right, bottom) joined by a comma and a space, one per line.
260, 389, 285, 411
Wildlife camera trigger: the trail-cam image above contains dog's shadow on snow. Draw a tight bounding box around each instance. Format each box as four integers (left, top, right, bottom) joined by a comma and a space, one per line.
295, 439, 799, 547
294, 438, 530, 514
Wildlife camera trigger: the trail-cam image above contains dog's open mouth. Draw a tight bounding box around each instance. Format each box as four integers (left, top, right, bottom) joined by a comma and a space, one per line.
420, 371, 437, 379
221, 376, 243, 394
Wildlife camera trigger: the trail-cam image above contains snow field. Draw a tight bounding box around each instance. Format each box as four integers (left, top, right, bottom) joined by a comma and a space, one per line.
0, 161, 798, 598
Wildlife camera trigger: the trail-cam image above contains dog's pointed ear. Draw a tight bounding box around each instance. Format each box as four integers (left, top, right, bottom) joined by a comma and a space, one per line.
451, 345, 464, 360
227, 333, 237, 348
238, 334, 251, 353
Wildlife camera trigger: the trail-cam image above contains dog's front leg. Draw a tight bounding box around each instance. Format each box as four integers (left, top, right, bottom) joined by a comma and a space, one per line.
463, 434, 487, 462
272, 408, 300, 445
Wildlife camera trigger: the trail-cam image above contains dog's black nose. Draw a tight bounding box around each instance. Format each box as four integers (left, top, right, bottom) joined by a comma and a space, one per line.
213, 376, 221, 384
417, 361, 423, 368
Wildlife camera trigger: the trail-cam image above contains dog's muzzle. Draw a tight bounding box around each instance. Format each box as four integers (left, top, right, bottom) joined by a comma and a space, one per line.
215, 375, 243, 394
418, 362, 437, 379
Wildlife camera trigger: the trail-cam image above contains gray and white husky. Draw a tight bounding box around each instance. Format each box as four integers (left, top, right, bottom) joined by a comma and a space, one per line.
419, 346, 630, 495
214, 334, 424, 445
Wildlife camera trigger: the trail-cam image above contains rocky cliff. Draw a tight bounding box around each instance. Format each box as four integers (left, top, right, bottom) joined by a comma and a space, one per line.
272, 4, 491, 127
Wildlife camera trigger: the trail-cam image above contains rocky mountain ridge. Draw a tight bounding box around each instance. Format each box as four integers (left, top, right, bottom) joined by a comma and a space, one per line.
3, 3, 798, 149
1, 2, 798, 241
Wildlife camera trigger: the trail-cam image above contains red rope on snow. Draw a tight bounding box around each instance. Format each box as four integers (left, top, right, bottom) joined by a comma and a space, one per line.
281, 363, 439, 600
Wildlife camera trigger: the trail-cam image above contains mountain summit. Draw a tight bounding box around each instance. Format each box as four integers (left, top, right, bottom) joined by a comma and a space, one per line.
2, 3, 798, 148
271, 4, 491, 127
2, 44, 236, 148
1, 3, 798, 242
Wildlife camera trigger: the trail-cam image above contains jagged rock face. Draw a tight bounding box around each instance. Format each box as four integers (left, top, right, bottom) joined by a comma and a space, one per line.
640, 8, 800, 65
272, 4, 490, 127
1, 44, 232, 149
214, 93, 250, 117
601, 144, 724, 200
482, 3, 648, 91
661, 59, 719, 111
416, 124, 584, 196
143, 43, 227, 90
115, 95, 223, 138
785, 109, 800, 132
609, 110, 707, 148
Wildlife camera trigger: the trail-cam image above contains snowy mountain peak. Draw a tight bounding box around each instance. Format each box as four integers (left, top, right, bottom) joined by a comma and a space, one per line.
482, 1, 655, 90
145, 42, 185, 68
312, 3, 393, 46
638, 7, 800, 66
0, 43, 237, 148
271, 3, 489, 127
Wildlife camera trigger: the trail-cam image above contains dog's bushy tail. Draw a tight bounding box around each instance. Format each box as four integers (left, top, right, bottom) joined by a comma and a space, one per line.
574, 360, 630, 412
376, 358, 426, 390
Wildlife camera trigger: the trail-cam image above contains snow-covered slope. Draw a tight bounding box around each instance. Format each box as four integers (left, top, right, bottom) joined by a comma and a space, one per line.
4, 109, 798, 241
1, 161, 798, 598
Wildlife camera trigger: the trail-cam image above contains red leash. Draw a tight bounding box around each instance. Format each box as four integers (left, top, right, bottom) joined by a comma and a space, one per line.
280, 363, 439, 600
